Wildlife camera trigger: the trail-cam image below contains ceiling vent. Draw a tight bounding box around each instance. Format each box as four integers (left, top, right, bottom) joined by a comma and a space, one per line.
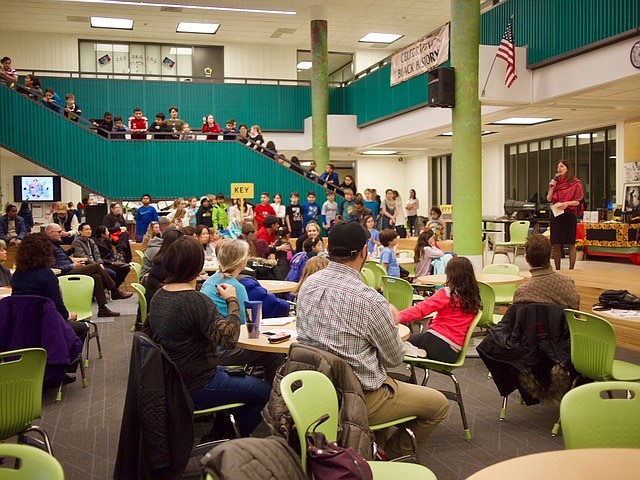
160, 6, 183, 12
271, 27, 296, 38
67, 15, 89, 22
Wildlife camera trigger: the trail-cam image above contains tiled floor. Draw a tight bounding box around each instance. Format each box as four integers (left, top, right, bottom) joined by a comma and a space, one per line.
23, 256, 640, 479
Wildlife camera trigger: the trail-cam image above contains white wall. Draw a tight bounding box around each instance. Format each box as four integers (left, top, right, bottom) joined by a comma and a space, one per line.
223, 44, 297, 80
355, 156, 408, 200
353, 49, 389, 75
481, 142, 504, 216
0, 30, 299, 80
0, 149, 82, 220
404, 155, 430, 216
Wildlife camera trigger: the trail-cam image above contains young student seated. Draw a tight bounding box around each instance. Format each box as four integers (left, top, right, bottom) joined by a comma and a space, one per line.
128, 107, 148, 140
62, 93, 81, 122
413, 230, 446, 278
200, 239, 285, 384
398, 256, 481, 362
285, 237, 323, 283
426, 206, 444, 240
150, 112, 173, 140
378, 228, 400, 278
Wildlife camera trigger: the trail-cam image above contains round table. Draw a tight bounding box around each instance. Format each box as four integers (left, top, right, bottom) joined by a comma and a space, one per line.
369, 256, 414, 265
237, 320, 411, 355
203, 262, 219, 273
257, 280, 298, 294
416, 273, 525, 286
466, 448, 640, 480
0, 286, 11, 299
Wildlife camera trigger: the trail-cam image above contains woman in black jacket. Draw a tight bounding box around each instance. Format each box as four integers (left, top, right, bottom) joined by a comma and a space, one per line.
101, 202, 132, 263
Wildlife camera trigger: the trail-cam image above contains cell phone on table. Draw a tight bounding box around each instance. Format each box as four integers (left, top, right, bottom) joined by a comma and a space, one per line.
267, 332, 291, 344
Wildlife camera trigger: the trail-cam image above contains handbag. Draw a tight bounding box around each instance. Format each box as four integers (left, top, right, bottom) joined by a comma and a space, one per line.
305, 414, 373, 480
109, 229, 123, 244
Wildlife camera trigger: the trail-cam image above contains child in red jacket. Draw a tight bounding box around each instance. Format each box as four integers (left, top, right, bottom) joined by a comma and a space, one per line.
399, 256, 481, 363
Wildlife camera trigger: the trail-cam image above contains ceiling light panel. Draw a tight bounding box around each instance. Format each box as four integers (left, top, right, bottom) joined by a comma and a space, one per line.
359, 33, 403, 44
361, 150, 397, 155
90, 16, 133, 29
176, 22, 219, 34
491, 117, 555, 125
296, 61, 312, 70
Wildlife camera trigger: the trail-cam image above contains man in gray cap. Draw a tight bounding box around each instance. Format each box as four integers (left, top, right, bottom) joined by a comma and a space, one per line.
296, 221, 449, 459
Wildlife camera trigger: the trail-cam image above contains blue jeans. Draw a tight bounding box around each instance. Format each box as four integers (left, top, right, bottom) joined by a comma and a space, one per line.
191, 366, 271, 437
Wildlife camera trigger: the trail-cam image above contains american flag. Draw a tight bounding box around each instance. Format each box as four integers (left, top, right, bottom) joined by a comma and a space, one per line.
496, 20, 517, 88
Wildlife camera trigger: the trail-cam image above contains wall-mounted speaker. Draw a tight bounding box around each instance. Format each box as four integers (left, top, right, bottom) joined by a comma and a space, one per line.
427, 67, 455, 108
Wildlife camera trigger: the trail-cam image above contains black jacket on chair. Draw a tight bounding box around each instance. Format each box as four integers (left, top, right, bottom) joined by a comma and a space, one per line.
113, 332, 194, 480
477, 303, 572, 405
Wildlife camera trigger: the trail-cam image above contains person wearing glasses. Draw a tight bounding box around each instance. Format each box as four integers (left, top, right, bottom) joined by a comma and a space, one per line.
45, 224, 121, 318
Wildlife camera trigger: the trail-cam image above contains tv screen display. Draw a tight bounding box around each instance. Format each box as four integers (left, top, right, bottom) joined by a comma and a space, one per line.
13, 175, 62, 202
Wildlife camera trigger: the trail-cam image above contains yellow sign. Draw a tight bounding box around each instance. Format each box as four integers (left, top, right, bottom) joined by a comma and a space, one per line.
230, 183, 254, 199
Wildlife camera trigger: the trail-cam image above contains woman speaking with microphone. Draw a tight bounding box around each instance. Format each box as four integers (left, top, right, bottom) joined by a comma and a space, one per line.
546, 160, 583, 270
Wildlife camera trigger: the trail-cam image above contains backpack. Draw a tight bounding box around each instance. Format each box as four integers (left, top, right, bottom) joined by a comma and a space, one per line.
594, 290, 640, 311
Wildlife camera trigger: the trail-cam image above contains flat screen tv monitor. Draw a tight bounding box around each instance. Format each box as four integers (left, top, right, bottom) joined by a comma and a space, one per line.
13, 175, 62, 202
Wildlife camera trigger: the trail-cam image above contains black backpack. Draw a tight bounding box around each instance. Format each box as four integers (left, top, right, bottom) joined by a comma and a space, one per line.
594, 290, 640, 311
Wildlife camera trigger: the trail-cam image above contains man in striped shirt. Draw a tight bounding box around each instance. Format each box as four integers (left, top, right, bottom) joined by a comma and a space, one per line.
297, 221, 449, 459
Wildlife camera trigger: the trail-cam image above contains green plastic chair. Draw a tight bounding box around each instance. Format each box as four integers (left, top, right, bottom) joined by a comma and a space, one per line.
551, 309, 640, 435
129, 261, 142, 283
381, 276, 423, 310
403, 311, 483, 441
130, 282, 147, 332
280, 370, 437, 479
481, 263, 519, 305
560, 381, 640, 449
476, 282, 503, 330
0, 348, 54, 455
191, 403, 247, 456
364, 261, 386, 290
58, 275, 102, 367
360, 268, 375, 288
136, 249, 145, 263
491, 221, 529, 264
0, 443, 64, 479
564, 309, 640, 383
397, 249, 415, 277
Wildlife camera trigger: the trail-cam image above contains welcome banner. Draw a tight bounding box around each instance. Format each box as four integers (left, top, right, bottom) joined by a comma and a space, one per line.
390, 23, 450, 86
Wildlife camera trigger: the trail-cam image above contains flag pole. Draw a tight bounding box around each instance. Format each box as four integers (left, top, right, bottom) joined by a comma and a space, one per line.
481, 14, 514, 97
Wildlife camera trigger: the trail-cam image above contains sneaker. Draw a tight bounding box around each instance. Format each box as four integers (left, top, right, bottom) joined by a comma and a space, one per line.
404, 341, 427, 358
98, 306, 121, 317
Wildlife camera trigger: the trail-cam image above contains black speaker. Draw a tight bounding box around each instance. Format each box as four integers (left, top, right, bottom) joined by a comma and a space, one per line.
427, 67, 455, 108
85, 204, 108, 231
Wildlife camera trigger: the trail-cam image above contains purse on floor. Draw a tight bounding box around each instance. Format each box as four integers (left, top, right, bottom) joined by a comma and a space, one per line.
305, 414, 373, 480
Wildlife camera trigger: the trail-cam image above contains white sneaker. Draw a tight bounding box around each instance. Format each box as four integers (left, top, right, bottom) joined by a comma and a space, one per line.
404, 341, 427, 358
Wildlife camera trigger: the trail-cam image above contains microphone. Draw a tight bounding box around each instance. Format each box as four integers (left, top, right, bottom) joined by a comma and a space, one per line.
554, 173, 560, 180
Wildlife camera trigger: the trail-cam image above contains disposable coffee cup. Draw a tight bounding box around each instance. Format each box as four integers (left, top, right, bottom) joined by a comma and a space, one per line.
244, 300, 262, 339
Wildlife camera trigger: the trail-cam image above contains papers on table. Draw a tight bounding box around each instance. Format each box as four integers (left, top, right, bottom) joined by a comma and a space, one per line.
550, 203, 565, 217
261, 316, 295, 326
600, 309, 640, 319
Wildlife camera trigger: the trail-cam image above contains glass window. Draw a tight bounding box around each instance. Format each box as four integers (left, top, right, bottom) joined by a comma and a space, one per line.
431, 155, 451, 206
505, 126, 616, 210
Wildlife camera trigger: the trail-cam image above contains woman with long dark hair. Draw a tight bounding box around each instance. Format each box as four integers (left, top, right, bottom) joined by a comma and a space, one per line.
546, 160, 584, 269
398, 256, 481, 362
